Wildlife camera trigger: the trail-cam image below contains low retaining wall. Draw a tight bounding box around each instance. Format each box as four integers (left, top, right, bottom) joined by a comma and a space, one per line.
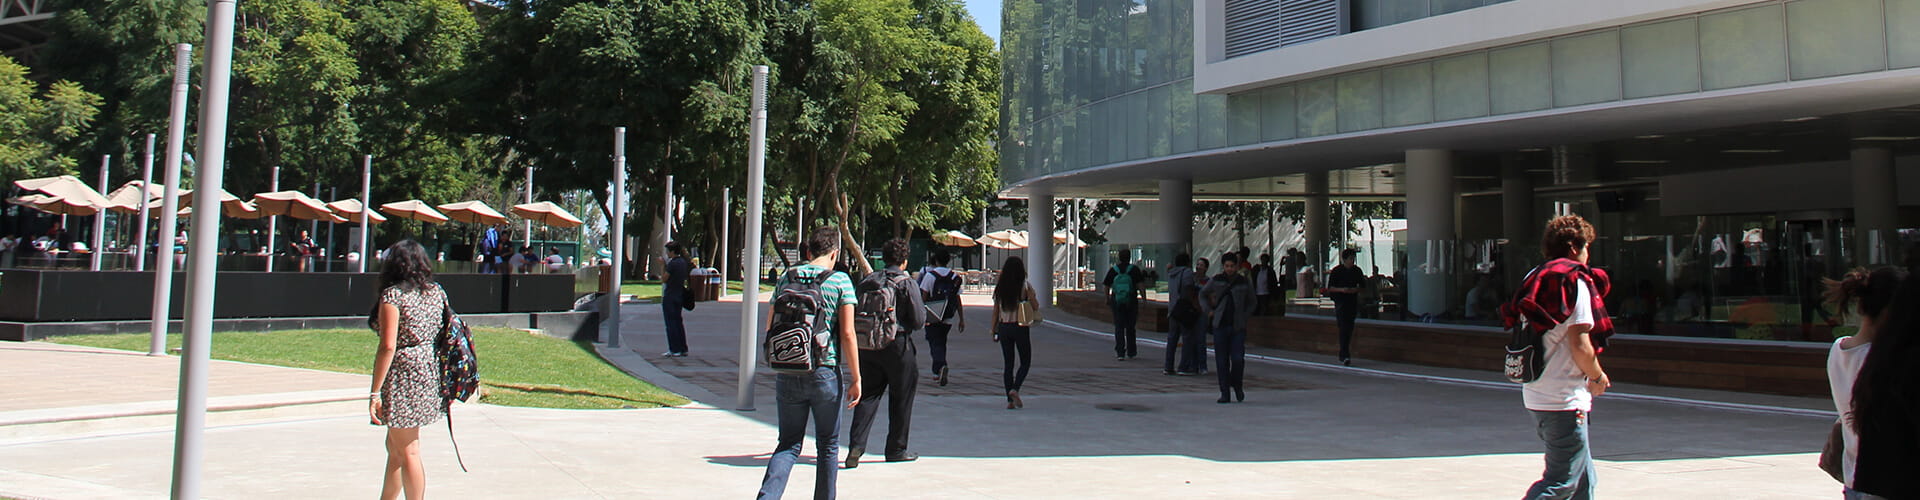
0, 270, 576, 322
1058, 291, 1829, 397
0, 310, 599, 342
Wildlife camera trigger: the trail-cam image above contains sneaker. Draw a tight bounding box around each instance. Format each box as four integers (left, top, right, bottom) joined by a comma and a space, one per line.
1116, 355, 1127, 361
1340, 357, 1351, 367
660, 351, 686, 358
1217, 395, 1232, 404
1162, 369, 1176, 376
1175, 371, 1199, 376
938, 366, 950, 387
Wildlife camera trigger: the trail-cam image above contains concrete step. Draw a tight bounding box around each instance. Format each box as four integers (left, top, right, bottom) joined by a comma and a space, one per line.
0, 388, 365, 446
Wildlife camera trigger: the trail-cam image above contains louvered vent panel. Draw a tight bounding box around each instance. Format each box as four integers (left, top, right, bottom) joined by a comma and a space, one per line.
1224, 0, 1344, 59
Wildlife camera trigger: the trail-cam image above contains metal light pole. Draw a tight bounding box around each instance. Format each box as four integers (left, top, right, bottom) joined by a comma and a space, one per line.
91, 155, 109, 271
264, 166, 278, 272
737, 65, 769, 411
664, 174, 675, 243
607, 127, 627, 349
136, 134, 155, 272
357, 155, 371, 273
719, 186, 730, 286
309, 181, 319, 247
150, 44, 191, 357
795, 196, 805, 252
524, 166, 534, 245
170, 0, 238, 494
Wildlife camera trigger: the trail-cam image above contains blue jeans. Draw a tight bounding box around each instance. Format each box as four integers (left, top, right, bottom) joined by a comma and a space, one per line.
662, 299, 688, 354
1525, 409, 1594, 500
758, 366, 842, 500
1212, 324, 1245, 396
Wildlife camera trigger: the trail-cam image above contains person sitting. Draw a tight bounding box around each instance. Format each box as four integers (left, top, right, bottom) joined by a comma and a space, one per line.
545, 248, 566, 273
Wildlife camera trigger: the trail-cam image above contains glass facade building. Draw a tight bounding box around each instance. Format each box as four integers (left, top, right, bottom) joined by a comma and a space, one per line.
1001, 0, 1920, 344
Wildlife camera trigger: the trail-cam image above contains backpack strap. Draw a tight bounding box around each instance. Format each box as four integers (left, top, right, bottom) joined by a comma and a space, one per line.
446, 413, 468, 473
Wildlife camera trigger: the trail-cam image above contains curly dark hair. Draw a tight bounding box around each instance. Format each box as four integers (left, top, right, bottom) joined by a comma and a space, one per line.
368, 239, 435, 330
1540, 215, 1597, 259
881, 238, 910, 267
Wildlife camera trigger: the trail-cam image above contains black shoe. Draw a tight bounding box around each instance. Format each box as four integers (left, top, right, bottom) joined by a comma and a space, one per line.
1340, 358, 1352, 367
886, 452, 919, 463
938, 365, 950, 387
1163, 369, 1176, 376
1116, 355, 1127, 361
1175, 371, 1199, 376
1234, 387, 1245, 402
845, 447, 864, 469
1217, 396, 1232, 404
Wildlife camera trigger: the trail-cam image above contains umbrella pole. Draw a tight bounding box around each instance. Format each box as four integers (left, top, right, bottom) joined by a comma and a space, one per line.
92, 155, 109, 271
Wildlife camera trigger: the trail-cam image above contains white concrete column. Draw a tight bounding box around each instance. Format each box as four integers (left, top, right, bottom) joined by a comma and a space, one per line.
1304, 171, 1330, 273
1159, 179, 1193, 260
1853, 144, 1897, 264
1027, 191, 1055, 307
1406, 149, 1455, 318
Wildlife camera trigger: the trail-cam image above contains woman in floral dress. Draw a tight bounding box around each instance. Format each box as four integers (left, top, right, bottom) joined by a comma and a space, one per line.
368, 240, 447, 500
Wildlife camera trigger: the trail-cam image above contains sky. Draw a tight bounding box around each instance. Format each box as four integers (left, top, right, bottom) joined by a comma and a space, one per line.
963, 0, 1001, 46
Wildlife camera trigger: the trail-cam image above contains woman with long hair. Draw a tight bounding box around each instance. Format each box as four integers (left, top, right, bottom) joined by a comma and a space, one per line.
367, 240, 447, 500
1822, 267, 1902, 495
990, 256, 1035, 409
1848, 270, 1920, 499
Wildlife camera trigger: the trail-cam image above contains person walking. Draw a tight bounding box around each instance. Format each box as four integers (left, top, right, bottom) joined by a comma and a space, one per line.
847, 239, 925, 468
1507, 214, 1615, 500
991, 256, 1036, 409
1200, 252, 1253, 403
918, 250, 967, 386
289, 230, 318, 272
366, 240, 447, 500
1103, 253, 1147, 360
1163, 253, 1200, 375
758, 227, 863, 500
1325, 249, 1366, 366
1846, 271, 1920, 499
1821, 267, 1902, 496
660, 241, 693, 357
1189, 257, 1212, 375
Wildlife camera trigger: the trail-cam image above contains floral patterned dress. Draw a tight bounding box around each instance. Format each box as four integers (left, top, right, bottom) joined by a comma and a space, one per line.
377, 284, 447, 428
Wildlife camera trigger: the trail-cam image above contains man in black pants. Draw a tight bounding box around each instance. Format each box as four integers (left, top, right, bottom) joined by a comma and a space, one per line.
1326, 248, 1366, 366
1103, 253, 1147, 360
918, 250, 967, 386
847, 239, 926, 468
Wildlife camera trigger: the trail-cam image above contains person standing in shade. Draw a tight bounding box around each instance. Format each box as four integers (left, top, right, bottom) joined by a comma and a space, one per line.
660, 241, 693, 357
918, 250, 967, 386
1190, 257, 1212, 375
366, 240, 447, 500
846, 239, 925, 468
1509, 215, 1614, 500
758, 228, 863, 500
990, 257, 1036, 409
1103, 252, 1147, 361
1200, 252, 1253, 403
1163, 253, 1200, 375
1253, 253, 1278, 316
1325, 249, 1366, 366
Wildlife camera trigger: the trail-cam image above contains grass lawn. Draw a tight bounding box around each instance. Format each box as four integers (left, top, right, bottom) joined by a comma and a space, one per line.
45, 328, 690, 410
620, 280, 772, 301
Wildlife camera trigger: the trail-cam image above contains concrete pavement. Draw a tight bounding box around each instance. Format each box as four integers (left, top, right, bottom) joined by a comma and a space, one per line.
0, 291, 1842, 499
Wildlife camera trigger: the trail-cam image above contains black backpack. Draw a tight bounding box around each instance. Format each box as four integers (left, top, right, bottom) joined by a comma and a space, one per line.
853, 271, 911, 350
765, 269, 835, 374
923, 270, 962, 325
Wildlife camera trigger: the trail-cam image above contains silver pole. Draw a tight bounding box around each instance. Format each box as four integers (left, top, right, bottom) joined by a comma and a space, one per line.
358, 155, 371, 273
265, 166, 278, 272
719, 186, 730, 288
737, 65, 769, 411
524, 166, 534, 245
309, 181, 319, 247
136, 134, 155, 272
607, 127, 627, 349
796, 196, 805, 254
151, 44, 191, 357
91, 155, 109, 271
170, 0, 236, 493
664, 174, 675, 243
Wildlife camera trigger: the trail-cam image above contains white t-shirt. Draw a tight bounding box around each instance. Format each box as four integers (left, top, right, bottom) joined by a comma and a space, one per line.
1828, 338, 1871, 486
1523, 280, 1596, 412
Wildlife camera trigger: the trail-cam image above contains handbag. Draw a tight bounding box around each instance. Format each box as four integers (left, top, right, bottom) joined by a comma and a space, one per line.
1818, 420, 1844, 483
1015, 287, 1042, 326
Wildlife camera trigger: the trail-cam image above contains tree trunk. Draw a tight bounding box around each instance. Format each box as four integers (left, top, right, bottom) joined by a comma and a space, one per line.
836, 190, 873, 275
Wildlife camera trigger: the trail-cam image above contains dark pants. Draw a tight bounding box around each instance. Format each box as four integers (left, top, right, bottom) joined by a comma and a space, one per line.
1212, 324, 1246, 396
924, 323, 953, 375
758, 366, 841, 500
1165, 317, 1202, 373
1334, 296, 1357, 361
1525, 409, 1595, 500
1255, 294, 1271, 316
662, 298, 689, 354
849, 338, 918, 458
998, 323, 1032, 392
1111, 301, 1139, 357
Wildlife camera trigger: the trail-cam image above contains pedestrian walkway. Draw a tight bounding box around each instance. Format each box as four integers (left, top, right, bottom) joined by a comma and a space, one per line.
0, 292, 1841, 498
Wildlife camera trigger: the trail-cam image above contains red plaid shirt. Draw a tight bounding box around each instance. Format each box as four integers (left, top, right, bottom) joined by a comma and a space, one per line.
1501, 258, 1615, 350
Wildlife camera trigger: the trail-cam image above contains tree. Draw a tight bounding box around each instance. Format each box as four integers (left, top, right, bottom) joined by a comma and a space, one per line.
40, 0, 204, 161
861, 0, 1000, 239
0, 55, 103, 180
